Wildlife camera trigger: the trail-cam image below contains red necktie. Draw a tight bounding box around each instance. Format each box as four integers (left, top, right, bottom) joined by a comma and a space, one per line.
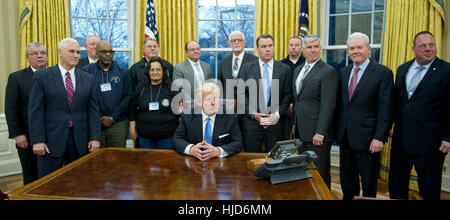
65, 72, 74, 127
348, 67, 360, 101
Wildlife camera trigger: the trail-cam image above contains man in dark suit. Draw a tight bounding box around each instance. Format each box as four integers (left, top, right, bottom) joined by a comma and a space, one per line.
336, 32, 394, 200
173, 41, 214, 108
173, 83, 242, 161
28, 38, 101, 178
5, 42, 48, 185
292, 35, 338, 188
129, 37, 174, 88
237, 34, 292, 153
389, 31, 450, 200
76, 35, 101, 68
217, 31, 257, 106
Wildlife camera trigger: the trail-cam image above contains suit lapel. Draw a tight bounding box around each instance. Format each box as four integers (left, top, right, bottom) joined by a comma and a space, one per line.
349, 61, 376, 102
293, 63, 305, 98
72, 69, 83, 108
212, 114, 223, 145
410, 58, 440, 99
342, 66, 352, 104
51, 65, 71, 111
298, 60, 322, 97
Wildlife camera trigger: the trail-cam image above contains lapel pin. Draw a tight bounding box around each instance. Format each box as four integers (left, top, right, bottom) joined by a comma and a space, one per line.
433, 68, 436, 71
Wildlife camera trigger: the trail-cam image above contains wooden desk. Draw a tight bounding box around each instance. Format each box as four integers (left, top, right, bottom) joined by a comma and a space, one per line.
9, 148, 334, 200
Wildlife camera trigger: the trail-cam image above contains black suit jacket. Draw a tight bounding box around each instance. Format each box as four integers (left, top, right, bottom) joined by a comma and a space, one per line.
173, 111, 242, 156
237, 59, 292, 116
392, 57, 450, 154
292, 59, 338, 142
5, 67, 34, 139
76, 57, 91, 69
218, 53, 258, 99
336, 60, 394, 151
28, 65, 101, 157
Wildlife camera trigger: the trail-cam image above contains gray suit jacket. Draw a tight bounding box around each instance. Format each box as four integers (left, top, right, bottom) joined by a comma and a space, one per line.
292, 59, 339, 142
173, 59, 213, 100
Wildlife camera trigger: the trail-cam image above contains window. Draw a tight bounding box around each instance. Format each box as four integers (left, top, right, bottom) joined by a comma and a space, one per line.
198, 0, 256, 78
323, 0, 385, 70
70, 0, 134, 68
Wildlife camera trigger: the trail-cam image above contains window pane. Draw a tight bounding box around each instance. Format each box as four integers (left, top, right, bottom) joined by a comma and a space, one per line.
370, 48, 381, 63
375, 0, 385, 11
218, 20, 235, 48
373, 12, 384, 44
199, 0, 216, 19
352, 0, 373, 13
351, 14, 371, 38
108, 0, 127, 19
87, 19, 108, 40
88, 0, 107, 18
110, 20, 129, 48
329, 15, 348, 45
199, 21, 216, 48
330, 0, 349, 14
237, 0, 255, 19
114, 51, 130, 68
326, 50, 347, 71
73, 18, 87, 46
201, 51, 217, 78
238, 20, 255, 48
71, 0, 86, 17
218, 1, 235, 20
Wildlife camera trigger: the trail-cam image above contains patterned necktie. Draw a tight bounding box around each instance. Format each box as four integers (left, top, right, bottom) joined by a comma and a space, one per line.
204, 117, 212, 145
262, 63, 271, 108
65, 72, 74, 127
232, 57, 239, 79
407, 66, 426, 99
298, 64, 311, 93
348, 67, 360, 101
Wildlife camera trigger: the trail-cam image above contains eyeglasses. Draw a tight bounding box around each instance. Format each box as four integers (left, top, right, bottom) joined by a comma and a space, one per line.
230, 39, 244, 43
28, 52, 47, 56
98, 50, 115, 54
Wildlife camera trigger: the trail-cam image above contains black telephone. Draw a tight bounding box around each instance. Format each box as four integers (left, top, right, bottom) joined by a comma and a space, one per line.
254, 139, 318, 184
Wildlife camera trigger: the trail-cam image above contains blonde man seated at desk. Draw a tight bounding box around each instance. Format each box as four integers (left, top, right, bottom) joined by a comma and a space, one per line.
173, 83, 243, 161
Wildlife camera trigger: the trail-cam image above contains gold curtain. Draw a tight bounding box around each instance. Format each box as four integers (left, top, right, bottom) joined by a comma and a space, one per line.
19, 0, 70, 69
135, 0, 197, 66
380, 0, 446, 191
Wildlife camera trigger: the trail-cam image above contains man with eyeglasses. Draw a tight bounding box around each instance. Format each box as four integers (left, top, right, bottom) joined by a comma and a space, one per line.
218, 31, 258, 111
76, 35, 101, 68
5, 42, 48, 185
82, 41, 133, 148
129, 38, 174, 89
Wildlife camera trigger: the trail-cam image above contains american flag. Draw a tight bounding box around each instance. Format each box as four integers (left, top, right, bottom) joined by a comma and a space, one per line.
145, 0, 158, 41
298, 0, 309, 37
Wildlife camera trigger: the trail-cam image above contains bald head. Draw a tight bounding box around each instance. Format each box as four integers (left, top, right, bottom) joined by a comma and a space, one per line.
96, 41, 115, 69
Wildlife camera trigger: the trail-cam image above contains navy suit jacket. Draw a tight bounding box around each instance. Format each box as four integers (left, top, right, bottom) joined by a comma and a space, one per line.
173, 110, 243, 156
392, 57, 450, 154
28, 65, 101, 157
336, 60, 394, 151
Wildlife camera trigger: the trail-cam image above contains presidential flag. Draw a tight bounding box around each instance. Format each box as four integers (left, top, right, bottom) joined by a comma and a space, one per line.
145, 0, 158, 41
298, 0, 309, 37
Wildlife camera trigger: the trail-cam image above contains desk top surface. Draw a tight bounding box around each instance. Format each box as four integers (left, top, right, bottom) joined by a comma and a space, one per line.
10, 148, 334, 200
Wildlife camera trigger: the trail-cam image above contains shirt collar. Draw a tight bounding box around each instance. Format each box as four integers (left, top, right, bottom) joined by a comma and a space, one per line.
354, 58, 371, 72
202, 111, 216, 123
258, 58, 274, 68
58, 63, 75, 75
413, 57, 436, 69
233, 51, 245, 60
188, 58, 200, 66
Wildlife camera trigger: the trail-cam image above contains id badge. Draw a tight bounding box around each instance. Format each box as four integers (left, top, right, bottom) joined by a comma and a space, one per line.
232, 71, 238, 78
100, 83, 112, 92
149, 102, 160, 111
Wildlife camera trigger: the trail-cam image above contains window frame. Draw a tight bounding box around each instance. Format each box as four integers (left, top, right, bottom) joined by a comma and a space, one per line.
69, 0, 135, 67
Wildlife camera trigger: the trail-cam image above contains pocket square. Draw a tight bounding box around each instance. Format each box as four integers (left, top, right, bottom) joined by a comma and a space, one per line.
219, 134, 230, 139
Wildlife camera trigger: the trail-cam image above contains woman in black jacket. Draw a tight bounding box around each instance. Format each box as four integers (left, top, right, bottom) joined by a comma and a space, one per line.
129, 58, 179, 149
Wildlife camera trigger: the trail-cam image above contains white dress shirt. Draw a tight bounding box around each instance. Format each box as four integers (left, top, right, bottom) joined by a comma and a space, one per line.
188, 58, 205, 82
58, 63, 76, 89
295, 58, 320, 94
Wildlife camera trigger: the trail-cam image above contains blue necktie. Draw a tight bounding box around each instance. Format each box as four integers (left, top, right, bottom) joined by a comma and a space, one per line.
407, 66, 426, 99
262, 63, 271, 108
204, 117, 212, 145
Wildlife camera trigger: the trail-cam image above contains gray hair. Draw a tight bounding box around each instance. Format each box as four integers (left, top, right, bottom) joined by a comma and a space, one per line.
347, 32, 370, 46
143, 37, 158, 48
58, 38, 79, 50
229, 30, 246, 42
302, 35, 321, 47
26, 42, 47, 55
196, 82, 220, 101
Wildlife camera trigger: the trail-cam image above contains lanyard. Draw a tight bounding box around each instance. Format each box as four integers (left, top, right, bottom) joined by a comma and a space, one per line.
150, 84, 162, 103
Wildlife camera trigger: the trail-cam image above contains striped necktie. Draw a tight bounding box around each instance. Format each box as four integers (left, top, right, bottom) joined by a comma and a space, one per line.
65, 72, 74, 127
204, 117, 212, 145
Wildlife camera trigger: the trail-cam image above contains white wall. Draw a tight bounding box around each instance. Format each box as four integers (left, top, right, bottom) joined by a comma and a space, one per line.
0, 115, 22, 177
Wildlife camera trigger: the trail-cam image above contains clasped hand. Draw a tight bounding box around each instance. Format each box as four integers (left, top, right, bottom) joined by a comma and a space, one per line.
254, 113, 279, 129
190, 141, 220, 161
